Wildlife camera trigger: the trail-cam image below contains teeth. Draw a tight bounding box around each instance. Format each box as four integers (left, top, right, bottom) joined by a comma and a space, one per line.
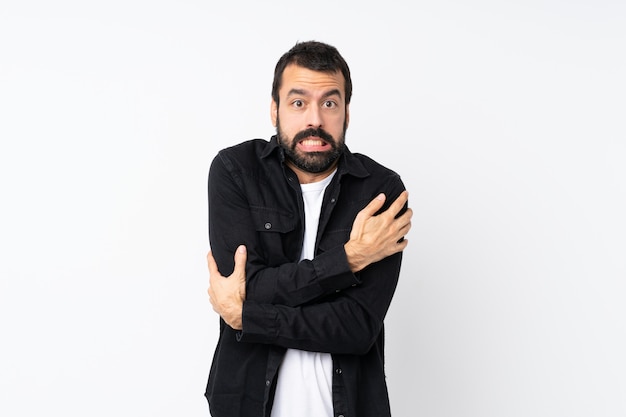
302, 139, 323, 146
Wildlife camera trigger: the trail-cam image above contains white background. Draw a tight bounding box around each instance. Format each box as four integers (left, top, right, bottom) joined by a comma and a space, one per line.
1, 1, 625, 416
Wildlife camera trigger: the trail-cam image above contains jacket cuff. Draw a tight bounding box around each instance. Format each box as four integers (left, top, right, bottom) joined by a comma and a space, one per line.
313, 245, 361, 293
238, 301, 278, 343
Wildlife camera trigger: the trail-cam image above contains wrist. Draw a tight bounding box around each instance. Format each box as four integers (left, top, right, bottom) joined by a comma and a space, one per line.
222, 298, 244, 330
226, 306, 243, 330
344, 242, 366, 273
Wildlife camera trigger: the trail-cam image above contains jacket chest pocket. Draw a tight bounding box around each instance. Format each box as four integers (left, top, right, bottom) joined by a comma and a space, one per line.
250, 206, 300, 264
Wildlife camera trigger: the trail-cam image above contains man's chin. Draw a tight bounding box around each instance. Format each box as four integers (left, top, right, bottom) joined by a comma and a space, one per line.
291, 155, 338, 173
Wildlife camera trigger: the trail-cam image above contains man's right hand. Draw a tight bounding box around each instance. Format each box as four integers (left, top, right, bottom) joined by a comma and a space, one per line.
344, 191, 413, 273
207, 245, 247, 330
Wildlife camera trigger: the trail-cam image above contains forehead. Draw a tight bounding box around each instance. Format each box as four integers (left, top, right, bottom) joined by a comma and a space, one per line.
280, 64, 345, 97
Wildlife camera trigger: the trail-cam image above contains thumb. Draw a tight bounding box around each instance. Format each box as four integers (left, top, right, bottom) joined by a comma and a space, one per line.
206, 250, 218, 274
233, 245, 247, 276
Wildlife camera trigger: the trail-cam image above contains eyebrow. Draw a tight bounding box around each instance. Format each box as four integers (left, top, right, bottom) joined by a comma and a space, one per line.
286, 88, 342, 99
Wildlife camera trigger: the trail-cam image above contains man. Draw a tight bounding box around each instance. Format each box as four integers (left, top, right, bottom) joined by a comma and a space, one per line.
205, 40, 413, 417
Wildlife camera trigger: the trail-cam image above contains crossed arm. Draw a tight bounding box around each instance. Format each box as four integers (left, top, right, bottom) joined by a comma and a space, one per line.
207, 190, 412, 331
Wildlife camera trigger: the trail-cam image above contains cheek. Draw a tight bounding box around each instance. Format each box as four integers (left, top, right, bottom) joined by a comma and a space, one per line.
328, 114, 347, 133
277, 113, 300, 133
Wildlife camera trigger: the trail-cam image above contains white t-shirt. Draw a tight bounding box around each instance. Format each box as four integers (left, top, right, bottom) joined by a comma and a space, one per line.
271, 171, 336, 417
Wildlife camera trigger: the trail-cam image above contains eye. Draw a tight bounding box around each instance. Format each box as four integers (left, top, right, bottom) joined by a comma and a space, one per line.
323, 100, 337, 109
292, 99, 304, 108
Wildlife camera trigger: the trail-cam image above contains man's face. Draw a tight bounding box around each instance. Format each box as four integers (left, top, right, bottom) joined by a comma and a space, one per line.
271, 64, 350, 177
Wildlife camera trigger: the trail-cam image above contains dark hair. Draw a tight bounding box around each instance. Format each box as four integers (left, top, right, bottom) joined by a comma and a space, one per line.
271, 41, 352, 105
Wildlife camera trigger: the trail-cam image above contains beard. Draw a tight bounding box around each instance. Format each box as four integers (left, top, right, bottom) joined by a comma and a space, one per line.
276, 117, 347, 174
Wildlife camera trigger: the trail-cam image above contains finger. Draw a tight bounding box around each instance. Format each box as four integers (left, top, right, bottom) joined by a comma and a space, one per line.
396, 207, 413, 229
387, 190, 409, 217
232, 245, 247, 276
359, 193, 387, 218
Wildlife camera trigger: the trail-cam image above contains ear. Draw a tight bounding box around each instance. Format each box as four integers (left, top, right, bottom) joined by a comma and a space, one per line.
271, 99, 278, 127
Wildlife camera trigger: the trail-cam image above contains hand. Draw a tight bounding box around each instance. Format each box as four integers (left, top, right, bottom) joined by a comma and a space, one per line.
344, 191, 413, 272
207, 245, 247, 330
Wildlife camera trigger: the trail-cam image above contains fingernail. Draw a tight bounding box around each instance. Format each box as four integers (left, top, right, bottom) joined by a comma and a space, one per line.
238, 245, 246, 253
376, 193, 385, 200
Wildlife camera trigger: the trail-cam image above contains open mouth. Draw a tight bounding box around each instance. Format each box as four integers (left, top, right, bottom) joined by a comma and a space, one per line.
298, 137, 330, 152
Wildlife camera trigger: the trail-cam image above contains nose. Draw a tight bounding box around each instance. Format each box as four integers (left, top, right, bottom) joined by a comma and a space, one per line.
306, 105, 322, 128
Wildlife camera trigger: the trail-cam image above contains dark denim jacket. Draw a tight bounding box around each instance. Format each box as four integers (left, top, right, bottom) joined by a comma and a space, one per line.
205, 136, 407, 417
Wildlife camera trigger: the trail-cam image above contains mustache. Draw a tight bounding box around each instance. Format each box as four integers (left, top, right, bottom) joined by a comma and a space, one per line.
292, 127, 334, 144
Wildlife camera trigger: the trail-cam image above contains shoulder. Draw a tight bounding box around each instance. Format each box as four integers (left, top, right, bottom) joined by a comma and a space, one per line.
209, 138, 283, 187
345, 150, 402, 180
217, 138, 269, 158
212, 138, 274, 169
339, 151, 406, 201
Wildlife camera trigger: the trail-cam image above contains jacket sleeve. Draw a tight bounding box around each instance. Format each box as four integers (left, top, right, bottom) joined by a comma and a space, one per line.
237, 250, 403, 355
208, 152, 360, 308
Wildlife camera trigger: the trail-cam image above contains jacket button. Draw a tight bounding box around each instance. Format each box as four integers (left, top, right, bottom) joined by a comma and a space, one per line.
335, 368, 342, 375
264, 222, 272, 230
266, 380, 271, 386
